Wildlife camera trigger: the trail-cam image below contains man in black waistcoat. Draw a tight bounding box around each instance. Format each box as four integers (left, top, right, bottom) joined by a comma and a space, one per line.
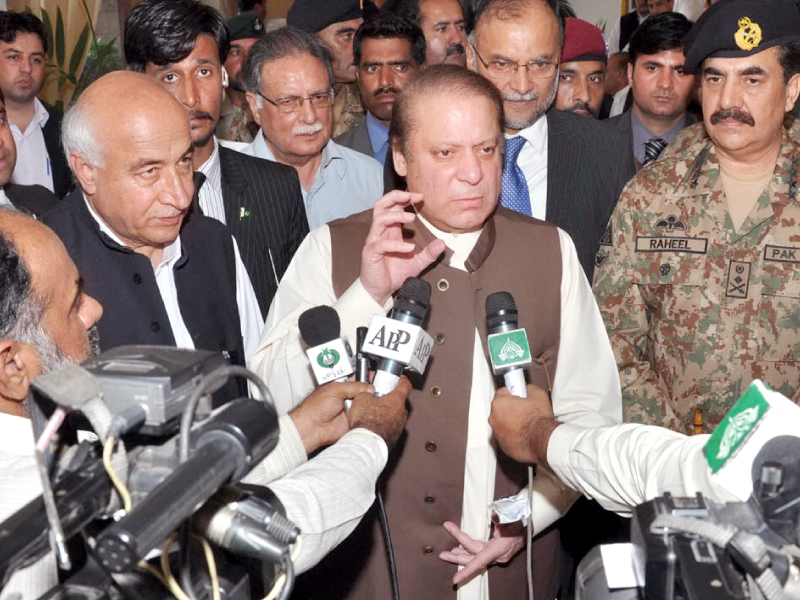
42, 72, 264, 401
124, 0, 309, 318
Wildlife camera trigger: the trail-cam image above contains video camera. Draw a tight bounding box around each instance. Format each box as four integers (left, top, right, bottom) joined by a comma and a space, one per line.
0, 346, 299, 600
576, 435, 800, 600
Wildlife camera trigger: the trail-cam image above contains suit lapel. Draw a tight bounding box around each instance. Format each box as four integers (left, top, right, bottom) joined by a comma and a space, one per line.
218, 147, 249, 233
545, 111, 574, 224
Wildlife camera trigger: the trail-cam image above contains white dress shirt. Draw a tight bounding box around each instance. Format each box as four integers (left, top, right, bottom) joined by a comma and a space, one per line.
250, 218, 622, 600
509, 115, 549, 220
196, 137, 227, 224
547, 423, 738, 516
10, 98, 53, 193
0, 412, 57, 600
84, 198, 264, 358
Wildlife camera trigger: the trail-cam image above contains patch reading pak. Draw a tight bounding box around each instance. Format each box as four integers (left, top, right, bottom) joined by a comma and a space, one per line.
726, 261, 751, 299
734, 17, 762, 51
764, 245, 800, 264
635, 237, 708, 253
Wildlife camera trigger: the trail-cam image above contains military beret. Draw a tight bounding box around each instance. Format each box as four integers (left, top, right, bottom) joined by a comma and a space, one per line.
287, 0, 363, 33
683, 0, 800, 72
227, 11, 265, 41
561, 17, 607, 64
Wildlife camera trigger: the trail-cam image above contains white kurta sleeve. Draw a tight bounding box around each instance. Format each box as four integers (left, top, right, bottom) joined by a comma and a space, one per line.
547, 423, 738, 515
268, 428, 388, 574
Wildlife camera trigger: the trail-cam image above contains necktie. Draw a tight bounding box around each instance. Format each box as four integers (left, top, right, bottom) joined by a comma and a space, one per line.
500, 136, 532, 217
643, 137, 667, 166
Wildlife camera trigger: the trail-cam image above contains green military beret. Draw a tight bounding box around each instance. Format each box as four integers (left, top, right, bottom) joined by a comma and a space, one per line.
227, 11, 265, 41
287, 0, 363, 33
683, 0, 800, 72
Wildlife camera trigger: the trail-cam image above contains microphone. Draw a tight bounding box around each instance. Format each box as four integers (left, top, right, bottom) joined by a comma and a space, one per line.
94, 398, 279, 572
486, 292, 532, 398
299, 305, 355, 386
362, 277, 433, 396
355, 326, 371, 384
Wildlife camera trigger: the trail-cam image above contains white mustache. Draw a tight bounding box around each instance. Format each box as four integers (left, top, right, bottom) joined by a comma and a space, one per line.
503, 91, 539, 102
293, 122, 324, 135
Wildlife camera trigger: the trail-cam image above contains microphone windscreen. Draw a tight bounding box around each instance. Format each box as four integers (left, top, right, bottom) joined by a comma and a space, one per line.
486, 291, 518, 331
394, 277, 431, 321
299, 305, 341, 347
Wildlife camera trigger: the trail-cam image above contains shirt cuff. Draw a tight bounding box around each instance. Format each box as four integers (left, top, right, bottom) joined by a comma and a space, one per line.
546, 423, 582, 484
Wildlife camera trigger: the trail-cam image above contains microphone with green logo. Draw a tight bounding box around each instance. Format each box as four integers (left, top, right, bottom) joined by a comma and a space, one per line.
299, 305, 355, 386
486, 292, 532, 398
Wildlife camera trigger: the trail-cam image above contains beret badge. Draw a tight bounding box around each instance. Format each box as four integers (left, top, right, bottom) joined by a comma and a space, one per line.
734, 17, 762, 51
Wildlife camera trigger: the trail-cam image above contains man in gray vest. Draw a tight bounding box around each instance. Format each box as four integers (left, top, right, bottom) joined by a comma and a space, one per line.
251, 65, 622, 600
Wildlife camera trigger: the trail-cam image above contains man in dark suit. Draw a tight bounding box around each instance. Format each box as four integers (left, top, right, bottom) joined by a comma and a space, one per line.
607, 12, 697, 170
124, 0, 309, 317
0, 89, 56, 216
607, 0, 649, 54
0, 12, 70, 199
467, 0, 635, 281
335, 14, 424, 166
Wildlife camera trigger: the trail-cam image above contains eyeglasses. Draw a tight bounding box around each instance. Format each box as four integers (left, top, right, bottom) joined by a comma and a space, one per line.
256, 90, 334, 114
471, 45, 558, 80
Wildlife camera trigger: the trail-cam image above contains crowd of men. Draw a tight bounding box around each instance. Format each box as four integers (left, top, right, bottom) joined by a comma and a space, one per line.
1, 0, 800, 598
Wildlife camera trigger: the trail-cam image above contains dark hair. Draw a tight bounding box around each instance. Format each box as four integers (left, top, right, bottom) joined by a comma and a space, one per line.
354, 14, 426, 66
472, 0, 564, 46
381, 0, 422, 23
778, 41, 800, 85
0, 11, 47, 54
242, 27, 334, 95
390, 64, 503, 156
628, 11, 691, 66
124, 0, 230, 72
237, 0, 264, 12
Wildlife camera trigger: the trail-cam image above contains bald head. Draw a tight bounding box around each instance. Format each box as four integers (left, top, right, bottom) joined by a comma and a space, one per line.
63, 71, 189, 169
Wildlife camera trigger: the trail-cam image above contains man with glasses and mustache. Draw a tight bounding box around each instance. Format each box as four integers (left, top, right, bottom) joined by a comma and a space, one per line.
594, 0, 800, 435
467, 0, 635, 281
242, 27, 383, 230
335, 14, 425, 166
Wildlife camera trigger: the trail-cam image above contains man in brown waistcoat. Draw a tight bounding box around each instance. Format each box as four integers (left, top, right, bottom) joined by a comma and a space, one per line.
250, 64, 622, 600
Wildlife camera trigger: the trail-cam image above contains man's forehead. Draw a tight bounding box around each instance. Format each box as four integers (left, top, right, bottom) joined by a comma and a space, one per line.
153, 36, 221, 72
0, 33, 45, 53
262, 54, 330, 90
703, 48, 780, 72
361, 38, 414, 58
420, 0, 464, 21
637, 48, 686, 65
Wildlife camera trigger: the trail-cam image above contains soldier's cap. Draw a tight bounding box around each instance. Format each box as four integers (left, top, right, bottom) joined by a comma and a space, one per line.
228, 11, 265, 41
683, 0, 800, 73
287, 0, 363, 33
561, 18, 607, 64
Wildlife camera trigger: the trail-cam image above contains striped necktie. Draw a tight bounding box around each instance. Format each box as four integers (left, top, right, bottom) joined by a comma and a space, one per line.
499, 136, 532, 217
643, 137, 667, 166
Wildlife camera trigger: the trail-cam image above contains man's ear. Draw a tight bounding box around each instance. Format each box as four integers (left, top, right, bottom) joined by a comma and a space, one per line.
627, 62, 634, 85
466, 43, 477, 73
785, 72, 800, 113
246, 92, 263, 127
69, 152, 97, 196
392, 142, 408, 177
0, 340, 31, 401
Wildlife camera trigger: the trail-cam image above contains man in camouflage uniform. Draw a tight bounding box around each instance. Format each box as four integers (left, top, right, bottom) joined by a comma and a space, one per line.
594, 0, 800, 434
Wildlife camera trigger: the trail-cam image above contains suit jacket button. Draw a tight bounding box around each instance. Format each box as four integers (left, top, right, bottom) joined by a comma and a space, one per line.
437, 278, 449, 292
422, 545, 434, 555
424, 494, 436, 504
133, 273, 142, 285
434, 333, 445, 345
150, 321, 161, 332
430, 385, 442, 398
425, 440, 437, 452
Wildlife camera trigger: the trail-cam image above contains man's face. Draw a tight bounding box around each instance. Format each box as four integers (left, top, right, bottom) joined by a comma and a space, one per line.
634, 0, 650, 18
317, 18, 363, 84
0, 101, 17, 185
702, 49, 800, 160
469, 6, 560, 132
629, 48, 694, 123
418, 0, 467, 66
249, 53, 333, 166
394, 92, 502, 233
225, 37, 260, 92
0, 32, 46, 105
357, 37, 418, 123
646, 0, 674, 14
84, 106, 195, 255
554, 60, 606, 117
145, 35, 223, 149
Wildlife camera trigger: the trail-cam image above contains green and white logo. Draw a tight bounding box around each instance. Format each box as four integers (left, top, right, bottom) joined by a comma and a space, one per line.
316, 348, 340, 369
705, 383, 769, 473
488, 329, 531, 372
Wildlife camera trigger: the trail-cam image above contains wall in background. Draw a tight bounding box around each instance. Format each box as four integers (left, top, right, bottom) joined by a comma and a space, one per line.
564, 0, 627, 35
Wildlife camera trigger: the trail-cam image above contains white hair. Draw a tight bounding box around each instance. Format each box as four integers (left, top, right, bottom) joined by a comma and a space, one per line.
61, 100, 104, 170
